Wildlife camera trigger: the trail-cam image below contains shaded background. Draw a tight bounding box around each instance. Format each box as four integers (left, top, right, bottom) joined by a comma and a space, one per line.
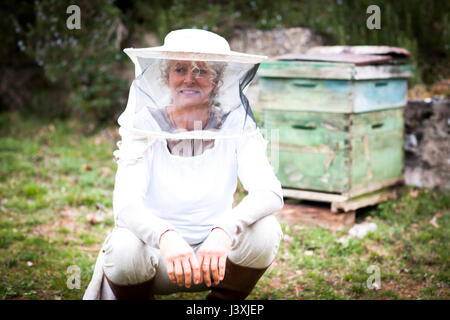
1, 0, 449, 125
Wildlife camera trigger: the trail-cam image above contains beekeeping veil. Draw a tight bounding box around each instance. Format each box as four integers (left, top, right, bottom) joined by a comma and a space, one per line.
114, 29, 267, 164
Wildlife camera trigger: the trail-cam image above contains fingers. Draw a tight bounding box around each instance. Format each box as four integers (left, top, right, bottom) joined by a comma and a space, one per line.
182, 258, 192, 288
161, 228, 231, 288
169, 254, 200, 288
160, 232, 202, 288
201, 256, 212, 287
166, 260, 176, 283
190, 255, 201, 285
210, 256, 220, 285
218, 255, 227, 281
196, 228, 232, 286
198, 252, 228, 286
174, 259, 184, 286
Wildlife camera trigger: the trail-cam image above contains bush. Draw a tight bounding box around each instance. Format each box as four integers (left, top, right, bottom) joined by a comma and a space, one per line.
1, 0, 448, 123
9, 0, 127, 123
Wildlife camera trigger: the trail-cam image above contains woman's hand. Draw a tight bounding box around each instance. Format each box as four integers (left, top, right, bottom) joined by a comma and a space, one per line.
197, 228, 232, 287
159, 230, 201, 288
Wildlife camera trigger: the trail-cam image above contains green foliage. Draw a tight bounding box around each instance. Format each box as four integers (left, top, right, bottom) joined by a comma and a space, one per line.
127, 0, 449, 84
12, 0, 127, 122
0, 114, 449, 299
0, 113, 118, 299
1, 0, 448, 123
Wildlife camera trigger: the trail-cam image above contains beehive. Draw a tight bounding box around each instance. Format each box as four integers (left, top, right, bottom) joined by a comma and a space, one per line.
258, 52, 413, 209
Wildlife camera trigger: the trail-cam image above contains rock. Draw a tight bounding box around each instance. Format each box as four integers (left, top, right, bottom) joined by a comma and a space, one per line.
229, 27, 327, 111
404, 99, 450, 190
337, 222, 378, 246
229, 27, 327, 58
348, 222, 378, 239
304, 250, 314, 256
404, 134, 418, 153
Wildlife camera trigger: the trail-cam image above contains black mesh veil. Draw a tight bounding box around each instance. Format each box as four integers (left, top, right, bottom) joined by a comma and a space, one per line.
114, 45, 265, 163
118, 57, 260, 139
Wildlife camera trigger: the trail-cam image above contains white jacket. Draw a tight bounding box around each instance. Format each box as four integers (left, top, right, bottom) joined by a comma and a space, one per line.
83, 112, 283, 299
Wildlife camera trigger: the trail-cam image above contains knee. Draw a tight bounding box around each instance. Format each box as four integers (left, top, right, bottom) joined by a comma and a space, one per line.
230, 215, 283, 268
249, 215, 283, 262
102, 228, 157, 285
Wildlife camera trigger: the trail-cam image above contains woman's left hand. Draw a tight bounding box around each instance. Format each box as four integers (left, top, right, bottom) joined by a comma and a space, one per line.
197, 228, 232, 287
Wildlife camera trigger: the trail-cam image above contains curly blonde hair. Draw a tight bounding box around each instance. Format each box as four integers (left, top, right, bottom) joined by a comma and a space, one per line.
160, 60, 226, 109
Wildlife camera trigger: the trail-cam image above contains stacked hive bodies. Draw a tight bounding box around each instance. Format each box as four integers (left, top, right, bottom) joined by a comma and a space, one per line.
258, 47, 413, 206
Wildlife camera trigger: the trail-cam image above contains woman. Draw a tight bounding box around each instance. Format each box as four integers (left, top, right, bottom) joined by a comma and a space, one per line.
83, 29, 284, 300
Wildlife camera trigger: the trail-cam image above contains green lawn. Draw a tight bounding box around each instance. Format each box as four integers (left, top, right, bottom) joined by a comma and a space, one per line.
0, 112, 448, 300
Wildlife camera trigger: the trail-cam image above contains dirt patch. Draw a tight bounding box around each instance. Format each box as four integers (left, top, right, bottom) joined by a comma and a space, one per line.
380, 275, 433, 299
31, 206, 104, 253
31, 207, 80, 240
264, 261, 307, 299
275, 202, 354, 232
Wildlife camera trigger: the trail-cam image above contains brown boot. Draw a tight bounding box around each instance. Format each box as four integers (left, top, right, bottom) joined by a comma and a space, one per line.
206, 258, 269, 300
103, 270, 155, 300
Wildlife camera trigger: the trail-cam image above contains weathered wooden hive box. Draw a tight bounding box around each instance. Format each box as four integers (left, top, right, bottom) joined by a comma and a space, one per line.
258, 48, 413, 210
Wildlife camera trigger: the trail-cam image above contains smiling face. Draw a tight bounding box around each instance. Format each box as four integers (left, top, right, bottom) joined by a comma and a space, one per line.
167, 60, 218, 109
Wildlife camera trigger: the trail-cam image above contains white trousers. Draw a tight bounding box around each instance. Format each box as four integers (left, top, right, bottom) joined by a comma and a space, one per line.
101, 215, 282, 297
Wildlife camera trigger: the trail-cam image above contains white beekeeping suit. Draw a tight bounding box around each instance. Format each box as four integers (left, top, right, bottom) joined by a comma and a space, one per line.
83, 29, 283, 300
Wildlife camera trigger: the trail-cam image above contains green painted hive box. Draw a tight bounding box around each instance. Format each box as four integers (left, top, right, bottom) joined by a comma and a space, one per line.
257, 52, 412, 195
257, 53, 413, 113
263, 108, 404, 195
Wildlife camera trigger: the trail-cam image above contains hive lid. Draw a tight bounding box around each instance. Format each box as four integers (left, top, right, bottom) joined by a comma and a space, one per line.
275, 53, 393, 66
259, 49, 413, 80
306, 45, 411, 57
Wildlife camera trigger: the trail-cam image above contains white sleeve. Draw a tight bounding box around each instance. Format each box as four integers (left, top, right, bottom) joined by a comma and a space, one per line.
213, 129, 284, 245
113, 141, 176, 249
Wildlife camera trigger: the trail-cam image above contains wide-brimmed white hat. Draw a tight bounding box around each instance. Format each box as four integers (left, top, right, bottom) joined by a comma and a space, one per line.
124, 29, 267, 64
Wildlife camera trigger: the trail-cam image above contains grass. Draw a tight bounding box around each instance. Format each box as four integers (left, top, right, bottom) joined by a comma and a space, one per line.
0, 112, 449, 300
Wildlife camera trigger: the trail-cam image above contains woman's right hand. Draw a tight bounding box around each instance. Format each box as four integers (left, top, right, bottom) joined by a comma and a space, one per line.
159, 230, 201, 288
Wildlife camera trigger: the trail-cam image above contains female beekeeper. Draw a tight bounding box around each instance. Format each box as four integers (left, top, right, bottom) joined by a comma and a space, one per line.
83, 29, 284, 300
